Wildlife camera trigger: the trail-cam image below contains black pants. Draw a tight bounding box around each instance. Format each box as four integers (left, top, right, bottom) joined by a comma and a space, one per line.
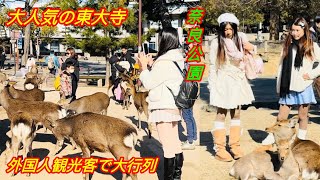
71, 74, 78, 101
0, 60, 5, 69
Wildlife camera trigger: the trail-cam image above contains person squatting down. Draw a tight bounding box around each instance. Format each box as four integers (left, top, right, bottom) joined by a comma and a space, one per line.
138, 27, 185, 180
208, 13, 256, 162
262, 17, 320, 145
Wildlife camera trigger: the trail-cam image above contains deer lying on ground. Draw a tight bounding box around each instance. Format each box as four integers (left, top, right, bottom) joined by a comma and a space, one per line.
57, 92, 110, 115
49, 112, 138, 180
122, 81, 151, 138
266, 118, 320, 179
276, 138, 301, 180
255, 117, 299, 152
229, 150, 284, 180
8, 82, 45, 101
230, 118, 299, 180
4, 112, 36, 177
284, 138, 320, 179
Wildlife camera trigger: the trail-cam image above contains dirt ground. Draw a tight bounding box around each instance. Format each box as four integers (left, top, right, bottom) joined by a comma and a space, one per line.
0, 73, 200, 180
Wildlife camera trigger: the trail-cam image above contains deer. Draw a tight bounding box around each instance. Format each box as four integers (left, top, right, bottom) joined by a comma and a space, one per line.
24, 72, 44, 90
123, 88, 131, 110
48, 112, 138, 180
230, 118, 300, 180
265, 118, 320, 179
276, 138, 301, 180
57, 92, 110, 115
122, 80, 152, 139
255, 117, 299, 152
8, 81, 45, 101
229, 150, 284, 180
4, 112, 36, 177
0, 84, 67, 132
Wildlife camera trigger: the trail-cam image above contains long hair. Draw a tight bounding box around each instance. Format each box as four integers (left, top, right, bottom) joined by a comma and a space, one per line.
282, 17, 314, 60
66, 47, 75, 58
216, 22, 241, 67
156, 27, 180, 60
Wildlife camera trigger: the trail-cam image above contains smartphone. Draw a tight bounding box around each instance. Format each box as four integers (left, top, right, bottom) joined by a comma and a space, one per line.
143, 43, 149, 55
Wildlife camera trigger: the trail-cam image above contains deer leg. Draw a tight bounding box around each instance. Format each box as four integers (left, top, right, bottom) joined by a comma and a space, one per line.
148, 123, 152, 139
24, 137, 34, 177
144, 107, 152, 138
111, 146, 137, 180
80, 144, 90, 180
52, 139, 64, 156
137, 112, 141, 130
102, 109, 108, 116
69, 138, 77, 150
11, 135, 20, 176
126, 98, 129, 110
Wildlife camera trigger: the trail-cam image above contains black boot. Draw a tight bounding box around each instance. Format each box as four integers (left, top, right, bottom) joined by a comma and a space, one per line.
173, 153, 184, 180
164, 157, 175, 180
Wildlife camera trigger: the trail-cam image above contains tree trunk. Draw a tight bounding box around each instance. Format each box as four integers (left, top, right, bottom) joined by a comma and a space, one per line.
269, 0, 280, 41
22, 23, 31, 66
22, 1, 31, 66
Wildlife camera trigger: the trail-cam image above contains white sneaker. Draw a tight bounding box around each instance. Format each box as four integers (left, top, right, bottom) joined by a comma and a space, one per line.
181, 141, 195, 150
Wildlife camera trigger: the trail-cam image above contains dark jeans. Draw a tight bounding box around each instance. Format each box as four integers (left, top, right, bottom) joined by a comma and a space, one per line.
181, 108, 197, 143
0, 60, 5, 69
71, 73, 78, 101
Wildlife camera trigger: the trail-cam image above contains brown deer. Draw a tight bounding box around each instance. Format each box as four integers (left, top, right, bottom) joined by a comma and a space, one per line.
122, 81, 151, 139
57, 92, 110, 115
49, 112, 138, 180
265, 118, 320, 179
8, 82, 45, 101
4, 112, 36, 177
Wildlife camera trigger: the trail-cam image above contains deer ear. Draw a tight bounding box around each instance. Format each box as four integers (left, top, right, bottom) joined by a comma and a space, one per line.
288, 118, 298, 128
5, 140, 11, 149
3, 80, 9, 86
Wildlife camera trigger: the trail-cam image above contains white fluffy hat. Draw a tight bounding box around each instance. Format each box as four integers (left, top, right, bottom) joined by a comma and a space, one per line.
217, 13, 239, 26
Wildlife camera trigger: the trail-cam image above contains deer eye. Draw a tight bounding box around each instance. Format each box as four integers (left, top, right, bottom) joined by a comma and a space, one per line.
277, 124, 281, 126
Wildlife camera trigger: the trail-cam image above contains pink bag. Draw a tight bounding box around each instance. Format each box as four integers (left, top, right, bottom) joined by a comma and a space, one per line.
114, 85, 124, 101
244, 54, 264, 80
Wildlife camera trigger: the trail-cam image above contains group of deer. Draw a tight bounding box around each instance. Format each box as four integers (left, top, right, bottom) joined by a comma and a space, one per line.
2, 67, 139, 180
230, 116, 320, 180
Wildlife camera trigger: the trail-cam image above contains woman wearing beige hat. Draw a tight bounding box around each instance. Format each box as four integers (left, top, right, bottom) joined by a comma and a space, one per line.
208, 13, 255, 162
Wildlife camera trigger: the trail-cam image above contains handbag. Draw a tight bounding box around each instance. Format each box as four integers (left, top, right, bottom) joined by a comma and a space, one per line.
54, 76, 61, 91
239, 36, 264, 80
244, 53, 264, 80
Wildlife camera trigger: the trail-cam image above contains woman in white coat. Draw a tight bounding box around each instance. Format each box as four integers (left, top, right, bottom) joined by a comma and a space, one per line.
208, 13, 255, 162
138, 27, 185, 180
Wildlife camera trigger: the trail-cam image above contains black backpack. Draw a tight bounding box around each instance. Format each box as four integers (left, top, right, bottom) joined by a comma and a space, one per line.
167, 61, 199, 109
